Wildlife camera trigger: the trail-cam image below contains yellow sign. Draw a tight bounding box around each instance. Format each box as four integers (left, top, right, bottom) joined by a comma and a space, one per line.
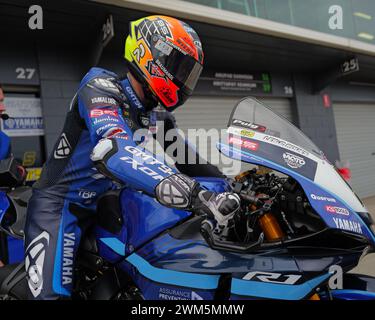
26, 167, 42, 182
240, 129, 255, 138
23, 151, 37, 167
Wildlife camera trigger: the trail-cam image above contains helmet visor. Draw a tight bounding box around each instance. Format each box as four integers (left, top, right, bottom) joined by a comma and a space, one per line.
151, 35, 203, 91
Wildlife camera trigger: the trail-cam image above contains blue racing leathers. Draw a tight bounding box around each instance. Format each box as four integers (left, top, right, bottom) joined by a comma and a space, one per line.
0, 130, 11, 264
0, 130, 10, 160
23, 67, 183, 299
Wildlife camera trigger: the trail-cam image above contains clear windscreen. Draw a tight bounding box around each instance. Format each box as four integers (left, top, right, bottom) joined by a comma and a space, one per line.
218, 97, 367, 213
228, 98, 324, 159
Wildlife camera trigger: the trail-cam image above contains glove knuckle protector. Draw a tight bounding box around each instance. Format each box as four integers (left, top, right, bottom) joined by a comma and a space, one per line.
199, 191, 241, 227
155, 173, 199, 209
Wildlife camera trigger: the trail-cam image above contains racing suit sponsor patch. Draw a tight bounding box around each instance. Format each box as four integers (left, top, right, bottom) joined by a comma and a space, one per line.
90, 109, 118, 118
54, 133, 72, 159
90, 96, 118, 107
25, 231, 50, 298
62, 233, 76, 286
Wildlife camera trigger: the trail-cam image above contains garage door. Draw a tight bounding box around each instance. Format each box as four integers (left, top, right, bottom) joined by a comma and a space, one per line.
174, 96, 294, 132
334, 103, 375, 199
173, 96, 293, 175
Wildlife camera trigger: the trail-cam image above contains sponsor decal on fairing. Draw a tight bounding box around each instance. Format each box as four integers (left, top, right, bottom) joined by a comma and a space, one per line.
231, 119, 266, 132
332, 217, 363, 234
282, 152, 306, 169
325, 205, 350, 216
242, 271, 302, 285
228, 136, 259, 151
310, 193, 337, 203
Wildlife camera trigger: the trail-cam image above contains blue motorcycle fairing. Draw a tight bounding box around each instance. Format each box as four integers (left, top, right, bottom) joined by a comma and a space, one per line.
230, 273, 330, 300
0, 191, 10, 224
194, 176, 231, 193
126, 253, 220, 290
96, 189, 190, 260
97, 176, 230, 261
328, 289, 375, 300
97, 176, 368, 300
126, 228, 362, 274
218, 143, 375, 245
0, 191, 22, 264
118, 232, 356, 300
6, 236, 24, 264
96, 227, 128, 263
120, 255, 217, 300
0, 132, 25, 264
0, 131, 10, 160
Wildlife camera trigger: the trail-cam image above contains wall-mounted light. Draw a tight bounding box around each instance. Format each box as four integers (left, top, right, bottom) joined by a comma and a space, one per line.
353, 12, 372, 20
358, 32, 374, 40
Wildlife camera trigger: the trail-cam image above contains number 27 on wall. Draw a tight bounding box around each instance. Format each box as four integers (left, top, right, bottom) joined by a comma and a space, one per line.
15, 67, 36, 79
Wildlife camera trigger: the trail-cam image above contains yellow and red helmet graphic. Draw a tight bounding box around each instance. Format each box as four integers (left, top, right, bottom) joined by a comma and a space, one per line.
125, 15, 204, 109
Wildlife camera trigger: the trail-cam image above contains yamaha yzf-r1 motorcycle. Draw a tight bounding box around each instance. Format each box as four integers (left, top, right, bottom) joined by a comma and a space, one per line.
0, 97, 374, 300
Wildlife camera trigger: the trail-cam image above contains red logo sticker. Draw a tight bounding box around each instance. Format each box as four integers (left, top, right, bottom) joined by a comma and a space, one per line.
229, 136, 259, 151
90, 109, 118, 118
325, 205, 350, 216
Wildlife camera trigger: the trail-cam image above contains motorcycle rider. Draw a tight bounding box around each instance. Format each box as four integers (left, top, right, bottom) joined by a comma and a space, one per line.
24, 15, 241, 300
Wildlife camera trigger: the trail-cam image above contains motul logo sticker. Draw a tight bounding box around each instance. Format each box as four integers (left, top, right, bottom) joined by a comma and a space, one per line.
325, 205, 350, 216
54, 133, 71, 159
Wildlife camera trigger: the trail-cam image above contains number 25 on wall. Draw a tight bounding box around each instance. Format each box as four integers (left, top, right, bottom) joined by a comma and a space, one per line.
15, 67, 36, 79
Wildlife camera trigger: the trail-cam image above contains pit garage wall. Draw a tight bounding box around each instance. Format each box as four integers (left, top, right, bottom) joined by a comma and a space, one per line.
0, 37, 88, 155
36, 42, 89, 153
292, 74, 340, 163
